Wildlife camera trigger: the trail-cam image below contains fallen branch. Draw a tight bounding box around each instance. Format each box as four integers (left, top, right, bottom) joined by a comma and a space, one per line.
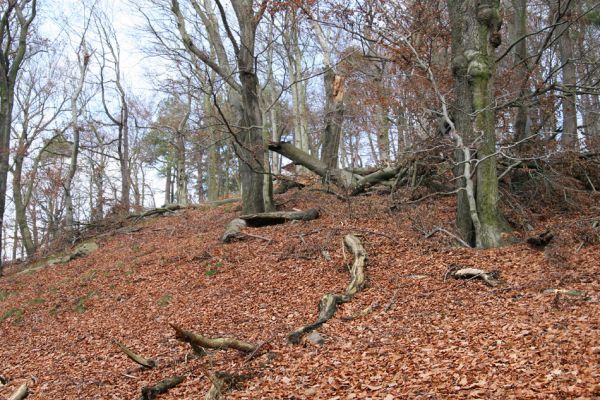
205, 372, 249, 400
425, 227, 471, 248
140, 376, 184, 400
288, 234, 367, 344
8, 383, 29, 400
171, 324, 256, 353
447, 266, 501, 287
114, 341, 156, 369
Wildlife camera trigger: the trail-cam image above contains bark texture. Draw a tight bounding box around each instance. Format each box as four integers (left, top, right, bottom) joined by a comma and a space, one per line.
288, 234, 367, 344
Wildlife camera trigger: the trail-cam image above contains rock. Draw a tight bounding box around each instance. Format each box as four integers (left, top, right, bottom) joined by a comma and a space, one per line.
306, 332, 325, 345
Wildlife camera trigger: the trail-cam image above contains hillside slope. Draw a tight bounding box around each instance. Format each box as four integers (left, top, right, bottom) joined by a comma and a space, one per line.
0, 190, 598, 399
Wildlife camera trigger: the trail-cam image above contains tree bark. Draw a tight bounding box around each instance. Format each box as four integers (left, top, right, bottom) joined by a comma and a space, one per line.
448, 0, 505, 248
557, 1, 578, 150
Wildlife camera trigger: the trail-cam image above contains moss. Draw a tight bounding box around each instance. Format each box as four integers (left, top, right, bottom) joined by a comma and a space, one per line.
0, 289, 11, 301
1, 307, 24, 324
73, 291, 96, 314
158, 294, 172, 307
27, 298, 45, 306
80, 269, 97, 284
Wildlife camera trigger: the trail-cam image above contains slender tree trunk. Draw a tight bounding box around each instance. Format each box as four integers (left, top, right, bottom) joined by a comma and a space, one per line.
176, 131, 188, 205
511, 0, 532, 150
557, 1, 578, 150
13, 154, 34, 256
165, 164, 172, 205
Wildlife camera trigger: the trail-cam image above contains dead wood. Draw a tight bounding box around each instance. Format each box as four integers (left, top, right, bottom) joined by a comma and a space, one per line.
341, 302, 379, 321
222, 209, 319, 243
140, 376, 184, 400
171, 324, 256, 353
205, 372, 249, 400
288, 234, 367, 344
239, 208, 319, 227
221, 218, 248, 243
447, 266, 501, 287
273, 176, 305, 194
114, 341, 156, 369
268, 141, 410, 195
425, 227, 471, 248
8, 383, 29, 400
526, 230, 554, 249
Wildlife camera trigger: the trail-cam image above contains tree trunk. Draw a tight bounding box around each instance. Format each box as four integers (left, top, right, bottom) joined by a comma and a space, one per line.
448, 0, 505, 248
320, 70, 345, 170
511, 0, 532, 150
176, 131, 188, 205
234, 3, 267, 214
557, 1, 578, 150
13, 153, 35, 257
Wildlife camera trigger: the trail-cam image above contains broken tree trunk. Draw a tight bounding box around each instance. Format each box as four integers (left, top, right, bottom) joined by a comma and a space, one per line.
114, 341, 156, 369
447, 266, 501, 287
222, 219, 248, 243
288, 234, 367, 344
268, 141, 409, 195
171, 324, 257, 353
8, 383, 28, 400
222, 209, 320, 243
140, 376, 184, 400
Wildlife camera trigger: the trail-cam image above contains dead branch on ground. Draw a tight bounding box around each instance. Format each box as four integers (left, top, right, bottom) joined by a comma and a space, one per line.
171, 324, 257, 353
114, 341, 156, 369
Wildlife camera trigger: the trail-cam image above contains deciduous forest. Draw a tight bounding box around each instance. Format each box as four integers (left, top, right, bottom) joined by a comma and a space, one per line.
0, 0, 598, 398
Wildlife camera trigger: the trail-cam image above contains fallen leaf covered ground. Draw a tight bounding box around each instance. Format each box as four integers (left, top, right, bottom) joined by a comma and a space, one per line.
0, 190, 598, 399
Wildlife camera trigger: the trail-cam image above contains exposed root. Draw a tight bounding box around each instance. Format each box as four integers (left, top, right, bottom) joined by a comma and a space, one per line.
288, 234, 367, 344
140, 376, 184, 400
341, 302, 379, 321
114, 341, 156, 369
205, 372, 250, 400
8, 383, 29, 400
171, 324, 257, 353
447, 266, 501, 287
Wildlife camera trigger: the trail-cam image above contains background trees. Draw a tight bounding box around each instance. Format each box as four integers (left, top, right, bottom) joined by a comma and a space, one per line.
0, 0, 597, 265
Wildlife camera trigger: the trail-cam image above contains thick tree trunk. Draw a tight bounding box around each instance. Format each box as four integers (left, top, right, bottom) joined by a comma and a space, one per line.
320, 70, 345, 171
448, 0, 504, 248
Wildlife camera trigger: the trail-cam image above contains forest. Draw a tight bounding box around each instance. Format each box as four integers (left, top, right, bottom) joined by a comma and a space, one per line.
0, 0, 598, 399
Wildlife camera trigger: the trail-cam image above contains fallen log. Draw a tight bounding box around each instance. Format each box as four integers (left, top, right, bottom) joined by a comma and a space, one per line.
447, 266, 501, 287
288, 234, 367, 344
8, 383, 29, 400
114, 341, 155, 369
222, 209, 320, 243
240, 208, 319, 227
268, 141, 408, 195
171, 324, 257, 353
140, 376, 184, 400
221, 218, 247, 243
